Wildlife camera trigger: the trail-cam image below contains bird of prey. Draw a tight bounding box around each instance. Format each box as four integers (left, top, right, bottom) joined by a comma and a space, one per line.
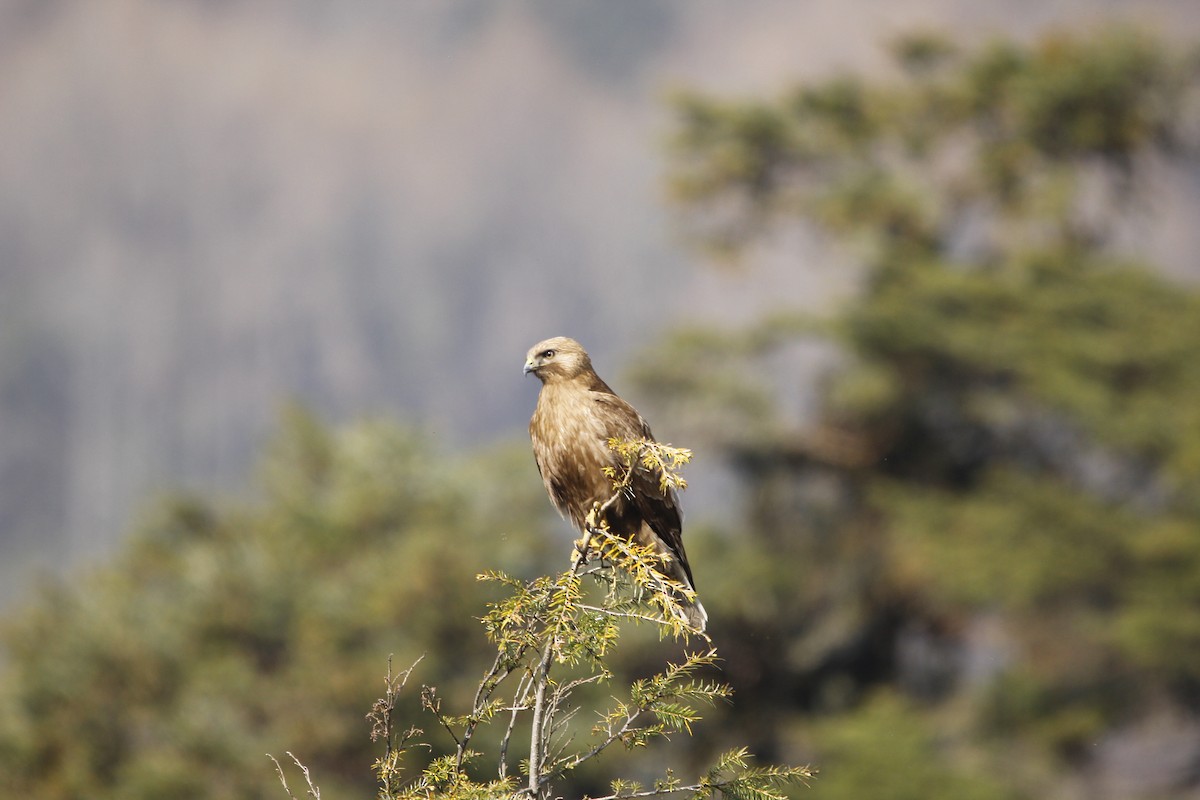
524, 336, 706, 631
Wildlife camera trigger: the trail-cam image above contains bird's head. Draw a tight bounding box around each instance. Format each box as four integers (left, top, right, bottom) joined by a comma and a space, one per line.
523, 337, 591, 384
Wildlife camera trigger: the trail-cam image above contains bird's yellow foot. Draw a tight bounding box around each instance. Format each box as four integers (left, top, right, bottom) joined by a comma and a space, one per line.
572, 533, 592, 565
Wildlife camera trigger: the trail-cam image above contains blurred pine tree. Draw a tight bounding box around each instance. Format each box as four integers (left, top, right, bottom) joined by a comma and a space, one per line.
0, 411, 552, 799
644, 25, 1200, 799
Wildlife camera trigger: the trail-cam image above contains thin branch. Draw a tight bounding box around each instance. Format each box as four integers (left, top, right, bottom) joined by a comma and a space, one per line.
498, 669, 534, 780
421, 685, 463, 751
527, 636, 557, 798
577, 604, 682, 627
556, 671, 609, 696
457, 652, 515, 771
365, 656, 425, 797
268, 752, 320, 800
585, 784, 705, 800
561, 708, 645, 774
268, 754, 298, 800
528, 498, 618, 800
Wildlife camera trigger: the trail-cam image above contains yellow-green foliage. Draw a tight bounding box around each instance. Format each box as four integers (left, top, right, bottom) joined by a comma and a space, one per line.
603, 438, 694, 494
328, 444, 809, 800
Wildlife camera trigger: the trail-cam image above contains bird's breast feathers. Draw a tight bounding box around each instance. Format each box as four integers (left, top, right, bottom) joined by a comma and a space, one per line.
530, 384, 626, 522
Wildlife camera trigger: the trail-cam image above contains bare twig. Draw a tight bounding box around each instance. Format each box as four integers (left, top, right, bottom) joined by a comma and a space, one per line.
585, 784, 703, 800
498, 670, 534, 779
561, 706, 645, 775
587, 777, 814, 800
422, 685, 464, 751
527, 636, 557, 798
268, 754, 298, 800
366, 654, 425, 797
268, 752, 320, 800
458, 653, 515, 771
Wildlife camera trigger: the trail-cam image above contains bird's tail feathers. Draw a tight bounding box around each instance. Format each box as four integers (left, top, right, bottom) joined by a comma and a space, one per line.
675, 595, 708, 632
657, 547, 707, 633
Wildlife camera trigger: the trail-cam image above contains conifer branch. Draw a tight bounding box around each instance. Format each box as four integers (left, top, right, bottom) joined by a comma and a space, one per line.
275, 439, 811, 800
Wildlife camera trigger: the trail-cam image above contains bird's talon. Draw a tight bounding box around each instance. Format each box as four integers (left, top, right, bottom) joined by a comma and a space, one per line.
572, 534, 593, 565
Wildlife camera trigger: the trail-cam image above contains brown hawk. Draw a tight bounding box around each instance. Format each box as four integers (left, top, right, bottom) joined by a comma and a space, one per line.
524, 336, 706, 630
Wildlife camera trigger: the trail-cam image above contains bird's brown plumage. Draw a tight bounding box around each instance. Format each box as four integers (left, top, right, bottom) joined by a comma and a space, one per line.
524, 336, 706, 630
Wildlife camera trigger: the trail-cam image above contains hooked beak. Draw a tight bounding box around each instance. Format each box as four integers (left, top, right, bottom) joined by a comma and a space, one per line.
523, 360, 535, 376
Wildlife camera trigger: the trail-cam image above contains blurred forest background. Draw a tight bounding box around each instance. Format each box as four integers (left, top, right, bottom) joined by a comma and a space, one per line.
4, 1, 1200, 799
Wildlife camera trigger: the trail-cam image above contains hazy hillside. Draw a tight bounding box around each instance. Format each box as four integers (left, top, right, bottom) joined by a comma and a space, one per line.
2, 0, 1198, 602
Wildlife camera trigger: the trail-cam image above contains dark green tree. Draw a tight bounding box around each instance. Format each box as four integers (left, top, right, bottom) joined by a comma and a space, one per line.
0, 411, 553, 799
641, 25, 1200, 799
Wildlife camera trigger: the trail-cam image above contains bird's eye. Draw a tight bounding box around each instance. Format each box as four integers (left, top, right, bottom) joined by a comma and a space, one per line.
542, 349, 556, 359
